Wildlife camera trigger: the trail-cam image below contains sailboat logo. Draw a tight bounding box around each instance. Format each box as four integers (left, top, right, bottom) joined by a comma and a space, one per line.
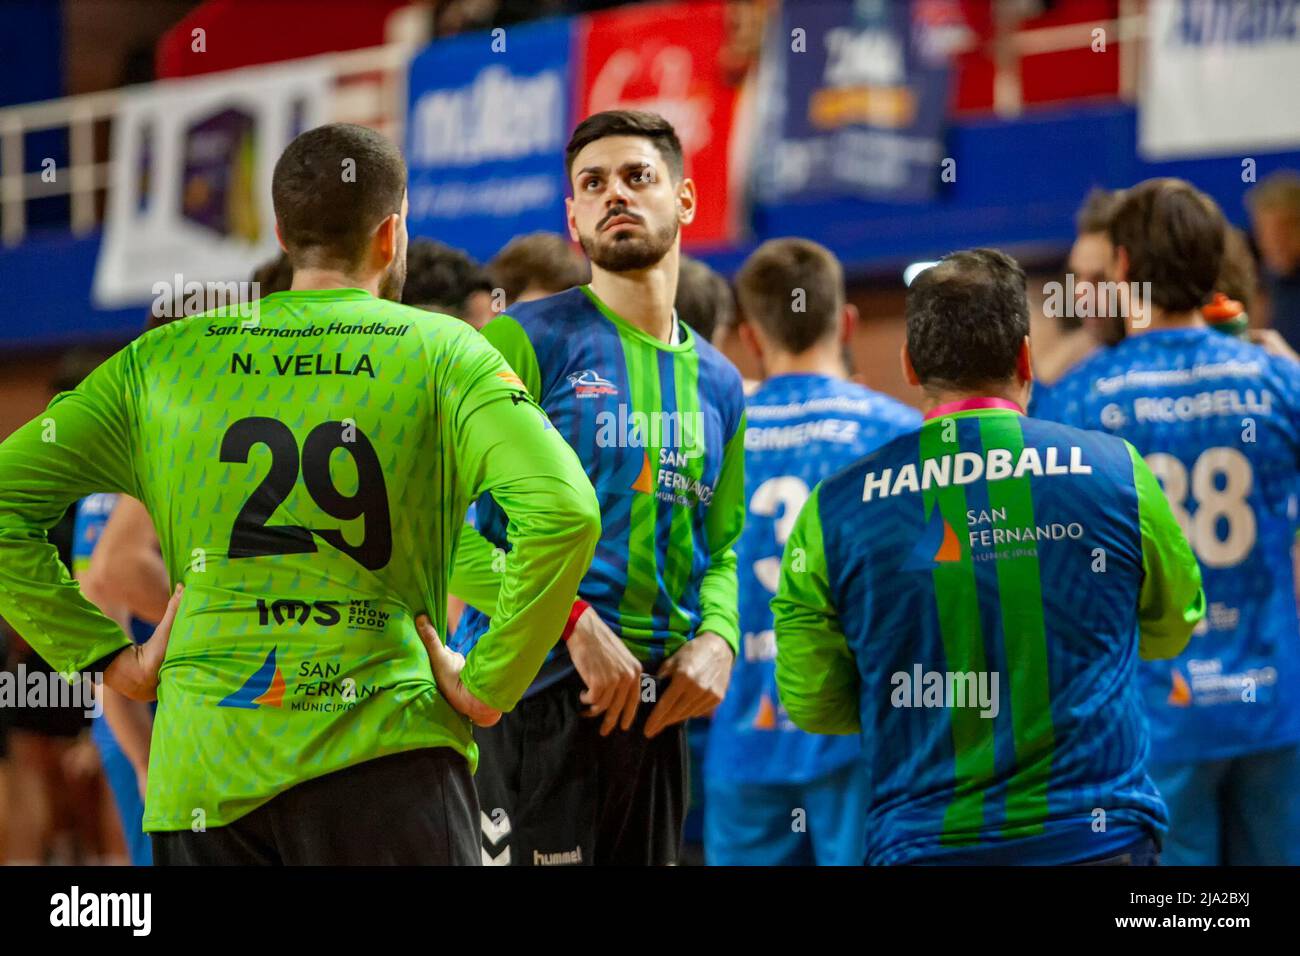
219, 648, 287, 709
903, 508, 963, 570
1168, 669, 1192, 707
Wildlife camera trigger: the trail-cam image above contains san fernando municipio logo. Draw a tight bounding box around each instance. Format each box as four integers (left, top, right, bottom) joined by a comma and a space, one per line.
219, 647, 286, 709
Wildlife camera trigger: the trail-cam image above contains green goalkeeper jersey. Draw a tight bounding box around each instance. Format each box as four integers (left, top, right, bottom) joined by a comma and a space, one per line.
0, 288, 600, 832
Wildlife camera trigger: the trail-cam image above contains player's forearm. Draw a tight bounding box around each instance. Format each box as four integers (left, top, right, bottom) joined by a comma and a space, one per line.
459, 473, 600, 711
771, 486, 859, 733
448, 521, 502, 617
696, 550, 740, 655
1137, 580, 1204, 660
0, 541, 132, 683
772, 600, 861, 734
0, 520, 132, 677
1129, 443, 1206, 659
77, 570, 155, 770
698, 425, 745, 654
89, 545, 169, 625
781, 693, 860, 736
90, 495, 170, 624
0, 412, 134, 676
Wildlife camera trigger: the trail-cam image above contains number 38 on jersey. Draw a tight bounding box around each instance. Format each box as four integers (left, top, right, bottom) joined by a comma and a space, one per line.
1145, 447, 1255, 569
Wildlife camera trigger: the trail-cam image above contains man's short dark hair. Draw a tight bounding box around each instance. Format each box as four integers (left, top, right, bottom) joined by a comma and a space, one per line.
735, 239, 844, 353
1108, 178, 1225, 314
401, 238, 490, 316
1075, 187, 1120, 236
487, 232, 589, 304
675, 256, 733, 343
906, 248, 1029, 390
564, 110, 684, 183
272, 123, 406, 270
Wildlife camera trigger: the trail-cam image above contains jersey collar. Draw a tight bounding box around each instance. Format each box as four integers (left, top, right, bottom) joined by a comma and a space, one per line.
580, 284, 695, 353
923, 396, 1023, 421
262, 287, 374, 302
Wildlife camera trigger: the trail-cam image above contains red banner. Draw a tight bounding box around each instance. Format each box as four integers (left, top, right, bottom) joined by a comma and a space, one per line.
574, 1, 743, 248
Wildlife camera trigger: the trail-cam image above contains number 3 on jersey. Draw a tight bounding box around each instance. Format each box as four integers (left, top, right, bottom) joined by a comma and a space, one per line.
750, 476, 811, 593
1145, 447, 1255, 569
220, 416, 393, 571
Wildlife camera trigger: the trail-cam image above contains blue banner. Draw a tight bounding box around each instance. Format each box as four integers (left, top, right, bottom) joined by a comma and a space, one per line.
404, 18, 575, 262
756, 0, 951, 204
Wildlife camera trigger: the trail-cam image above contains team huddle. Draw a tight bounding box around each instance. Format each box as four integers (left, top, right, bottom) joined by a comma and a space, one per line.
0, 110, 1295, 866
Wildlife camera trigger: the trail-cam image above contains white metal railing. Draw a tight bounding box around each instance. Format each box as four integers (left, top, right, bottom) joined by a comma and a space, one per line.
0, 42, 415, 247
995, 0, 1147, 116
0, 9, 1147, 248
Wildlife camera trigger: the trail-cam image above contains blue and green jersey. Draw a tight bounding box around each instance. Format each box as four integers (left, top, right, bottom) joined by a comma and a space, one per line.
773, 402, 1204, 864
451, 285, 746, 694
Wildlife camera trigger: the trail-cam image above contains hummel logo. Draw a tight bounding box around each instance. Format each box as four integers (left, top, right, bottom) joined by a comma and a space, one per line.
533, 846, 583, 865
481, 809, 512, 846
482, 845, 511, 866
481, 809, 512, 866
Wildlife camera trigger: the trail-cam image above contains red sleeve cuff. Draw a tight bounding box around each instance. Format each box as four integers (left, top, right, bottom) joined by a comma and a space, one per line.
561, 599, 590, 642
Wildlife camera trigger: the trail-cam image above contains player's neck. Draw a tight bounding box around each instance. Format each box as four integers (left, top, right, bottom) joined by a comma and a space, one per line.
763, 344, 846, 380
921, 383, 1027, 415
588, 262, 678, 343
291, 268, 381, 298
1127, 307, 1206, 335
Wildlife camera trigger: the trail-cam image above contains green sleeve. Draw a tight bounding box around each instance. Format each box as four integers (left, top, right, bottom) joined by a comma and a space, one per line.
0, 347, 141, 676
696, 416, 744, 654
445, 337, 600, 712
480, 313, 543, 400
771, 485, 860, 734
445, 312, 548, 620
447, 522, 502, 617
1128, 442, 1206, 660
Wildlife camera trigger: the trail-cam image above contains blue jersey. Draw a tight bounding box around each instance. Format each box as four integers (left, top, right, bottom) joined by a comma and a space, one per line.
452, 286, 747, 696
1035, 329, 1300, 763
707, 374, 920, 786
71, 493, 117, 574
773, 404, 1204, 864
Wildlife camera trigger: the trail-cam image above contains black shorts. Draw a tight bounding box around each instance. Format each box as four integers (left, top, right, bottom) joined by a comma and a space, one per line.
3, 651, 92, 739
151, 747, 479, 865
474, 671, 687, 866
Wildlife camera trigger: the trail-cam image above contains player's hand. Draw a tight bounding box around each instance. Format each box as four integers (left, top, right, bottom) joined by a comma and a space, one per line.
415, 614, 501, 728
104, 583, 182, 702
1247, 328, 1300, 363
643, 632, 734, 739
569, 606, 643, 736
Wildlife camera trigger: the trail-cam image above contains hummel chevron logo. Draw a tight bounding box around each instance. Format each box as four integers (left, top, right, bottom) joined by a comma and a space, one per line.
480, 810, 512, 865
481, 809, 511, 845
481, 845, 512, 866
